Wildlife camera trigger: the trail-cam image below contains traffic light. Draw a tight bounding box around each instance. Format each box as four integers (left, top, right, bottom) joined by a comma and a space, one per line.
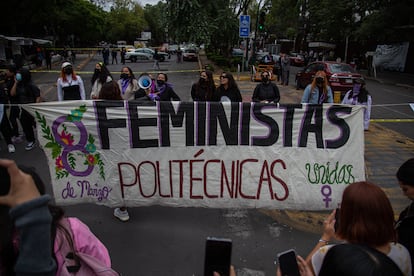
258, 11, 266, 31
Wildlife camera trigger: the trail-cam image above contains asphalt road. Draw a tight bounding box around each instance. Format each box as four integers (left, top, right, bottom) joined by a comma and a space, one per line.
2, 53, 413, 275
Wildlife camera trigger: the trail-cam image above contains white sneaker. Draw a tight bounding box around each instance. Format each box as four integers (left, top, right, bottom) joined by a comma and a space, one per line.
25, 141, 36, 151
114, 208, 130, 222
8, 144, 16, 153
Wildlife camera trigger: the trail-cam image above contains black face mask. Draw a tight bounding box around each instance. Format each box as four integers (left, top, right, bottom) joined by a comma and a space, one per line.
199, 78, 206, 84
95, 68, 101, 74
64, 68, 73, 75
120, 73, 129, 79
262, 76, 269, 83
316, 77, 324, 85
157, 80, 165, 86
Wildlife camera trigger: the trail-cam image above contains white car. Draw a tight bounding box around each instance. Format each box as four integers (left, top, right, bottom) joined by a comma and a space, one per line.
124, 49, 153, 62
135, 48, 169, 61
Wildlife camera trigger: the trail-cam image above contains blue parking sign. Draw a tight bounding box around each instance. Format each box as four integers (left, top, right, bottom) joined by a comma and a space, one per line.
239, 15, 250, 38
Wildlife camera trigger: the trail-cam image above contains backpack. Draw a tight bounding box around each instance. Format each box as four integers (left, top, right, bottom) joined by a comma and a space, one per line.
58, 218, 119, 276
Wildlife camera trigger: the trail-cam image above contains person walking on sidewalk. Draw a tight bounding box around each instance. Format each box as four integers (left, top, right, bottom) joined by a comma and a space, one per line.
153, 49, 160, 70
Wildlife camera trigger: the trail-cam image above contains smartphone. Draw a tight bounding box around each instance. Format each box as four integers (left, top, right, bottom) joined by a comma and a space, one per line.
203, 237, 232, 276
0, 166, 11, 196
277, 249, 300, 276
334, 207, 340, 232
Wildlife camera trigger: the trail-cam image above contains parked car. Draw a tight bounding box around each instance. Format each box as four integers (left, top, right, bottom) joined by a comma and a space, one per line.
295, 61, 363, 96
134, 48, 169, 61
182, 48, 198, 61
289, 53, 305, 66
124, 49, 153, 62
232, 48, 244, 57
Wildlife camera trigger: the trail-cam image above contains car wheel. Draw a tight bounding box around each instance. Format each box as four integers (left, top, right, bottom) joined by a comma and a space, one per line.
159, 56, 165, 62
131, 56, 137, 62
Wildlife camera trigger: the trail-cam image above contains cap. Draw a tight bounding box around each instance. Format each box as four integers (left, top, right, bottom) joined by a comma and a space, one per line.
61, 62, 72, 69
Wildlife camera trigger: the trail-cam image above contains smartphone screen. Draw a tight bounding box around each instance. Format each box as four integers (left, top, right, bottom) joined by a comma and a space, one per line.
277, 249, 300, 276
203, 237, 232, 276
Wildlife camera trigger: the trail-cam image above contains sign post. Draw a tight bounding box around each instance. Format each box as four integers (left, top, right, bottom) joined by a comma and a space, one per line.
239, 15, 250, 72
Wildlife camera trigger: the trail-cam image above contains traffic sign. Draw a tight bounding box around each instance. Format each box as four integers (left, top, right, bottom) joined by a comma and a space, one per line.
239, 15, 250, 38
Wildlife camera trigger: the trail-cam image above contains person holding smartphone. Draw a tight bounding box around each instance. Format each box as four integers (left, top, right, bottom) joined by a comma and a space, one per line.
0, 159, 56, 275
305, 181, 412, 276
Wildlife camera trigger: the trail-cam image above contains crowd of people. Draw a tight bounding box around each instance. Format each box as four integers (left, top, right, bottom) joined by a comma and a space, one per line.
0, 56, 401, 275
1, 157, 413, 275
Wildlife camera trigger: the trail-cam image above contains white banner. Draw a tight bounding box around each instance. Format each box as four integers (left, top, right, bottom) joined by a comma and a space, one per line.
24, 101, 365, 210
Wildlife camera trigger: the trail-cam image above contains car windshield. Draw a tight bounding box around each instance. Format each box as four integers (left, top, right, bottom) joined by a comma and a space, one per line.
328, 63, 356, 73
185, 49, 196, 53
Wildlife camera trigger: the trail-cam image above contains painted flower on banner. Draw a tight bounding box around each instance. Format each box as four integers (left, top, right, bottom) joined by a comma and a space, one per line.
35, 105, 105, 180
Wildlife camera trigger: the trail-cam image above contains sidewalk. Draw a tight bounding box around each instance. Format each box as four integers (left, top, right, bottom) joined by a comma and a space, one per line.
199, 51, 414, 233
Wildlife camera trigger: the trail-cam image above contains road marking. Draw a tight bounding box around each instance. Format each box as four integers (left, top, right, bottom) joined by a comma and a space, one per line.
31, 69, 202, 74
371, 119, 414, 123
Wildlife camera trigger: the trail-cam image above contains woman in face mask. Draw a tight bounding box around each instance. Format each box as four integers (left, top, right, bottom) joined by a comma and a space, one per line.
117, 66, 138, 100
251, 71, 280, 103
57, 62, 86, 101
191, 70, 216, 101
301, 71, 333, 104
153, 73, 180, 101
341, 78, 372, 130
90, 62, 113, 99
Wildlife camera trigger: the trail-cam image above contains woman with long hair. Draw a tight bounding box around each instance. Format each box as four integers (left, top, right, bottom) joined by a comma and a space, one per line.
191, 70, 216, 101
90, 62, 112, 99
57, 62, 86, 101
305, 181, 412, 276
117, 66, 138, 100
301, 71, 333, 104
0, 164, 113, 275
341, 78, 372, 130
213, 72, 242, 102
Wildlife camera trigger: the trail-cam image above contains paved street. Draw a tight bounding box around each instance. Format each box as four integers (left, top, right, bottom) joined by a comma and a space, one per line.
1, 52, 414, 275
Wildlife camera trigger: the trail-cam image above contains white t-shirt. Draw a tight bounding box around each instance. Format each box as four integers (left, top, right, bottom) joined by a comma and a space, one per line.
312, 243, 412, 276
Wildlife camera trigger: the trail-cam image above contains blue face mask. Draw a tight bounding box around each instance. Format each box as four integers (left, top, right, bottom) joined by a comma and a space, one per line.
16, 73, 22, 82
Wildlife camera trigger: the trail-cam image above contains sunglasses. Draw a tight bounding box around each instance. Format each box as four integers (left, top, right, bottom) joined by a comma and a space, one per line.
220, 75, 228, 79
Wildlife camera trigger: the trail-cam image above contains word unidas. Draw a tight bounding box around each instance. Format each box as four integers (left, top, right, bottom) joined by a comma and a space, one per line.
306, 161, 355, 185
94, 101, 353, 150
117, 151, 289, 201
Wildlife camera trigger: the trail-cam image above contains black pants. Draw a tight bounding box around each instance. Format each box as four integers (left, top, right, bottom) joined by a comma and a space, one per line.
0, 113, 13, 144
8, 105, 20, 137
20, 109, 35, 143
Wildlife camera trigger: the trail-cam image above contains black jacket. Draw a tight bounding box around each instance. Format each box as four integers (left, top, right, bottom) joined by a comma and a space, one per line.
396, 202, 414, 267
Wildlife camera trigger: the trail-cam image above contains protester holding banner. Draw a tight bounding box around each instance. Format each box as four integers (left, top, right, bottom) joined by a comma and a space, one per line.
154, 73, 181, 101
301, 71, 333, 104
341, 78, 372, 130
99, 80, 123, 100
117, 66, 139, 100
57, 62, 86, 101
251, 70, 280, 103
191, 70, 216, 101
395, 158, 414, 269
0, 160, 114, 275
213, 72, 242, 102
305, 181, 412, 276
90, 62, 113, 99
